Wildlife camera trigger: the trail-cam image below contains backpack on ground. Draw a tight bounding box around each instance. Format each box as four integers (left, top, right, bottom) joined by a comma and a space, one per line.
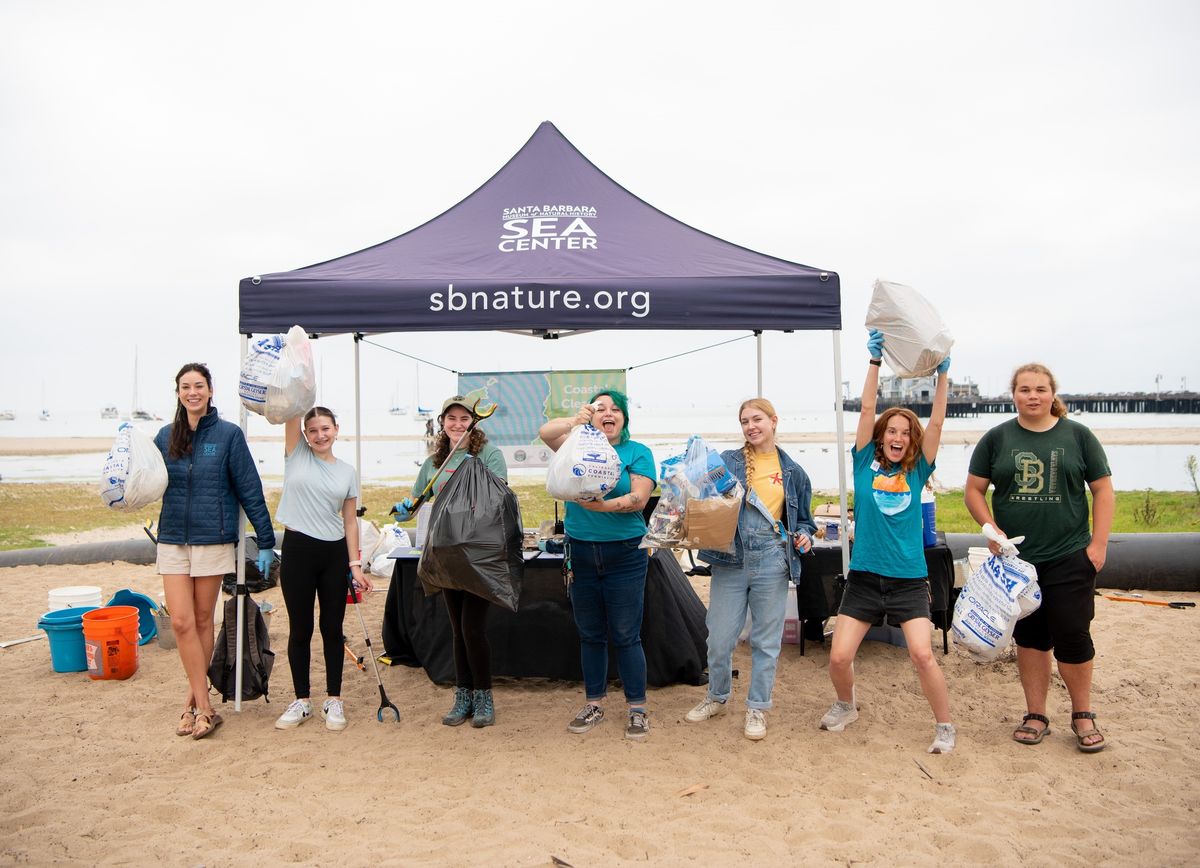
208, 591, 274, 702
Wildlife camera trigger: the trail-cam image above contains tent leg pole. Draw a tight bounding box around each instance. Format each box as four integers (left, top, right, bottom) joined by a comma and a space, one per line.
235, 334, 249, 713
755, 330, 763, 397
353, 334, 363, 497
832, 330, 850, 577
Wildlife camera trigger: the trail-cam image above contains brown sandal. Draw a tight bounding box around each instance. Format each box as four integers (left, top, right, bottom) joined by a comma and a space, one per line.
191, 710, 223, 740
1071, 711, 1106, 753
1012, 712, 1050, 745
176, 709, 196, 737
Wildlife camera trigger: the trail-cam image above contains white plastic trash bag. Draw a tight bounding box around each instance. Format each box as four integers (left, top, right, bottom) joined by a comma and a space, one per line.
864, 279, 954, 378
239, 325, 317, 423
368, 524, 412, 578
99, 423, 168, 511
951, 526, 1041, 662
545, 424, 623, 502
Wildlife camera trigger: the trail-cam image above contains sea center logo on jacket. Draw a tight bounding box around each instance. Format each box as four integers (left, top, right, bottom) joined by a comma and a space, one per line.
202, 443, 217, 456
499, 205, 597, 252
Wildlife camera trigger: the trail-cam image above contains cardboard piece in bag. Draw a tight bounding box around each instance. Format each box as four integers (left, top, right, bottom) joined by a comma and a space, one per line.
681, 494, 740, 551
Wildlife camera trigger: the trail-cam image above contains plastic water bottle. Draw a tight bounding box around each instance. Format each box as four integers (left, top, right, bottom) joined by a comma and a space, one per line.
921, 486, 937, 548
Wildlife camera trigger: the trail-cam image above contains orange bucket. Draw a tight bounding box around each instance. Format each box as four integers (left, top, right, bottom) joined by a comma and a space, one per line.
82, 605, 140, 680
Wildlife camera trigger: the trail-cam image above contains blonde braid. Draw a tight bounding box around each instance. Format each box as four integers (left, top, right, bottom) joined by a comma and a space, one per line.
743, 443, 755, 499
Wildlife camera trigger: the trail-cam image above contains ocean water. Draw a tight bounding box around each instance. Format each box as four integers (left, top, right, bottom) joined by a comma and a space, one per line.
1, 408, 1198, 490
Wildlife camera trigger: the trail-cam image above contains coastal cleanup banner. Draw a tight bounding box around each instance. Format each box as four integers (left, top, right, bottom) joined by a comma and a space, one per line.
455, 369, 627, 468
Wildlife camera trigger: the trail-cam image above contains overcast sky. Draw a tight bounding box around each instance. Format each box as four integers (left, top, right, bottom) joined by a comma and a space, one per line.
2, 1, 1197, 422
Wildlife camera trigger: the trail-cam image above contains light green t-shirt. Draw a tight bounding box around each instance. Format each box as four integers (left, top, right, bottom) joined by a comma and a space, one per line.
412, 442, 507, 500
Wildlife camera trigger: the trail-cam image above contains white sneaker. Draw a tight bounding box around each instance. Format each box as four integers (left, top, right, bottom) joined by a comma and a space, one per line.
744, 708, 767, 741
685, 697, 727, 723
928, 722, 956, 754
819, 699, 859, 732
275, 699, 312, 730
322, 698, 347, 732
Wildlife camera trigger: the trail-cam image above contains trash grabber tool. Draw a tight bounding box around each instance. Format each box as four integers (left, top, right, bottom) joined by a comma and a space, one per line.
343, 638, 366, 671
346, 573, 400, 722
1104, 595, 1195, 609
392, 397, 498, 516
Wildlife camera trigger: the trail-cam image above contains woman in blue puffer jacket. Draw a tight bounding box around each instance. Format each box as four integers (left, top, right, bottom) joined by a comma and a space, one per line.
153, 362, 276, 740
686, 397, 816, 741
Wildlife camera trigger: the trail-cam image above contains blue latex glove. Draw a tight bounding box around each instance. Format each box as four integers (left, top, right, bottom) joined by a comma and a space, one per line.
867, 329, 884, 359
255, 548, 275, 577
391, 497, 415, 521
936, 355, 952, 375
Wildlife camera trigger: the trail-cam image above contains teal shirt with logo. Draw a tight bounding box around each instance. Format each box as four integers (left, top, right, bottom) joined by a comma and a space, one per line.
564, 439, 657, 542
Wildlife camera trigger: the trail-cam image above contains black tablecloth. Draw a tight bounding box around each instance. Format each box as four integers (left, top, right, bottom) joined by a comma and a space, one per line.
382, 547, 709, 686
795, 532, 955, 647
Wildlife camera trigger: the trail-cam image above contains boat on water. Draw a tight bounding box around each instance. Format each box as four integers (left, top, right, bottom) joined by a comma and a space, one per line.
39, 410, 50, 422
131, 409, 157, 421
0, 410, 14, 421
101, 405, 119, 419
389, 404, 409, 416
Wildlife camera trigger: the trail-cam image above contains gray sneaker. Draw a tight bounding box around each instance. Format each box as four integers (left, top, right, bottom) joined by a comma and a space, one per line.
275, 699, 312, 730
567, 703, 605, 734
819, 699, 859, 732
625, 709, 650, 741
928, 722, 956, 754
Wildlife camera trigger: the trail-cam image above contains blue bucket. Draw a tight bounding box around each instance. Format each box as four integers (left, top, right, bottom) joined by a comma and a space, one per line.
38, 606, 98, 672
106, 589, 158, 645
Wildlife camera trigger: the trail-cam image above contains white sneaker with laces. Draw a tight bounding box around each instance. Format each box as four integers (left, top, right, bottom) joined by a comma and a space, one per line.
744, 708, 767, 740
275, 699, 313, 730
928, 722, 956, 754
322, 698, 347, 732
685, 697, 727, 723
819, 699, 859, 732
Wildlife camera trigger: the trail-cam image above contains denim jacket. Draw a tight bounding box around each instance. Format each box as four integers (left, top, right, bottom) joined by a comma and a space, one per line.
699, 446, 816, 582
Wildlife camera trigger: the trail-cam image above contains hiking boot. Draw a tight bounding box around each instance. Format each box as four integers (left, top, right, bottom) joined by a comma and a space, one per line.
322, 698, 347, 732
442, 687, 474, 727
470, 689, 495, 728
625, 708, 650, 741
928, 722, 956, 754
275, 699, 312, 730
819, 699, 858, 732
744, 708, 767, 741
685, 697, 727, 723
567, 703, 605, 734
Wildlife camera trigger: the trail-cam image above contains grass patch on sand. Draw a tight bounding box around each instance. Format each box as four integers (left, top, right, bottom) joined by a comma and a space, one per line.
2, 483, 1196, 551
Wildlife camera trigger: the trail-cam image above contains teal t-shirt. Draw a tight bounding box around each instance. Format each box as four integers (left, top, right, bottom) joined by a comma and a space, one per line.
564, 439, 657, 542
849, 444, 934, 579
413, 442, 507, 499
968, 417, 1110, 563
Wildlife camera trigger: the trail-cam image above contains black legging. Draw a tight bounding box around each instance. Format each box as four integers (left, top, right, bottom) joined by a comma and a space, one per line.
443, 589, 492, 690
280, 529, 349, 698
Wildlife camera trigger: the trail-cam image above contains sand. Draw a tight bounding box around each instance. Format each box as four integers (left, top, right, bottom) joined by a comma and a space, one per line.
1, 558, 1198, 866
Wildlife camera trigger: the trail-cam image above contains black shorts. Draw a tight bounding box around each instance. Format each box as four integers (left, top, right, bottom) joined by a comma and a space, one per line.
838, 569, 931, 625
1012, 547, 1098, 664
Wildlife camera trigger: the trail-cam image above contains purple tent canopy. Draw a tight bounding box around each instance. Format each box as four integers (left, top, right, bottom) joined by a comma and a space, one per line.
239, 122, 840, 335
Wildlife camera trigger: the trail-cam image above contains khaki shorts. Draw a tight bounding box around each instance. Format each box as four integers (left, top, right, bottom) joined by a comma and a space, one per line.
157, 543, 236, 577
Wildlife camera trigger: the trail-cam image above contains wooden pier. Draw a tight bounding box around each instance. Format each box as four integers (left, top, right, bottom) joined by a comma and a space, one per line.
842, 392, 1200, 418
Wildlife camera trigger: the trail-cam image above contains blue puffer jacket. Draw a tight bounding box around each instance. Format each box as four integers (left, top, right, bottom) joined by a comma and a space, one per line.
699, 446, 816, 582
154, 408, 276, 548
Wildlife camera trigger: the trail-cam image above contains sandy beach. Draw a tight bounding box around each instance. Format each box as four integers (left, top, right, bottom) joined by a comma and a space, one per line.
3, 426, 1199, 457
1, 556, 1198, 866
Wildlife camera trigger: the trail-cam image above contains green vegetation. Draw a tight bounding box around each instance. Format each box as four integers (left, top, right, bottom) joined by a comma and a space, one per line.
2, 483, 1197, 551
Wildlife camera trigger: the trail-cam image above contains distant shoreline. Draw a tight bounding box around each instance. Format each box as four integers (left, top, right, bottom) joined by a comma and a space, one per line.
4, 426, 1199, 456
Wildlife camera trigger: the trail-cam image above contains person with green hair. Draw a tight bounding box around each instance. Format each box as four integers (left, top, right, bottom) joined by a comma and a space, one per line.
539, 389, 657, 740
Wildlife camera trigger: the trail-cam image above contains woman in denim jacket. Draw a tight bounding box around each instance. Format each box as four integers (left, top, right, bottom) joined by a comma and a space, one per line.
686, 397, 816, 741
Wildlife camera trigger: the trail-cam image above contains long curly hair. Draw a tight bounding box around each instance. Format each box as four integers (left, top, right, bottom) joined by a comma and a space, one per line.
167, 362, 213, 460
872, 407, 924, 473
1011, 363, 1068, 418
739, 397, 778, 492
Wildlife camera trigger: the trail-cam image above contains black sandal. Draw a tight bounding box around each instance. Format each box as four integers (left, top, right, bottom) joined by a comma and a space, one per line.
1071, 711, 1106, 753
1012, 712, 1050, 745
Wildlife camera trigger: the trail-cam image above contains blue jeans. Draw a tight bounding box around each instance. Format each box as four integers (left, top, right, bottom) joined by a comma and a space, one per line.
705, 507, 789, 710
567, 537, 649, 705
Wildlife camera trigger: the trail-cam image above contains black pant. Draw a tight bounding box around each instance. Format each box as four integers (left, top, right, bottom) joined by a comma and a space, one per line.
281, 529, 349, 698
443, 589, 492, 690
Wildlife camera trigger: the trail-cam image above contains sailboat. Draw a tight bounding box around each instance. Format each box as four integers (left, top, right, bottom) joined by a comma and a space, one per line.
128, 348, 157, 421
389, 381, 408, 416
414, 364, 432, 420
0, 410, 14, 421
101, 405, 119, 419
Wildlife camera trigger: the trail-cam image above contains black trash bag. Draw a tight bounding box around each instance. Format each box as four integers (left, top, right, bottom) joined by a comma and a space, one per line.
417, 456, 523, 612
221, 535, 280, 596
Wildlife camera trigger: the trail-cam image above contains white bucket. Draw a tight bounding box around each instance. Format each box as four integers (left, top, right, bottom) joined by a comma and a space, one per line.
48, 585, 103, 611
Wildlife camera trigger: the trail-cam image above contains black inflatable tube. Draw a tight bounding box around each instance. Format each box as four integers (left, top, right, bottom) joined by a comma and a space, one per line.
944, 533, 1200, 592
0, 539, 156, 568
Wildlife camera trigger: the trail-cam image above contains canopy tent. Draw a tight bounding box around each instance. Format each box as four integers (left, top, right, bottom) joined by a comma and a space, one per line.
231, 121, 853, 706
